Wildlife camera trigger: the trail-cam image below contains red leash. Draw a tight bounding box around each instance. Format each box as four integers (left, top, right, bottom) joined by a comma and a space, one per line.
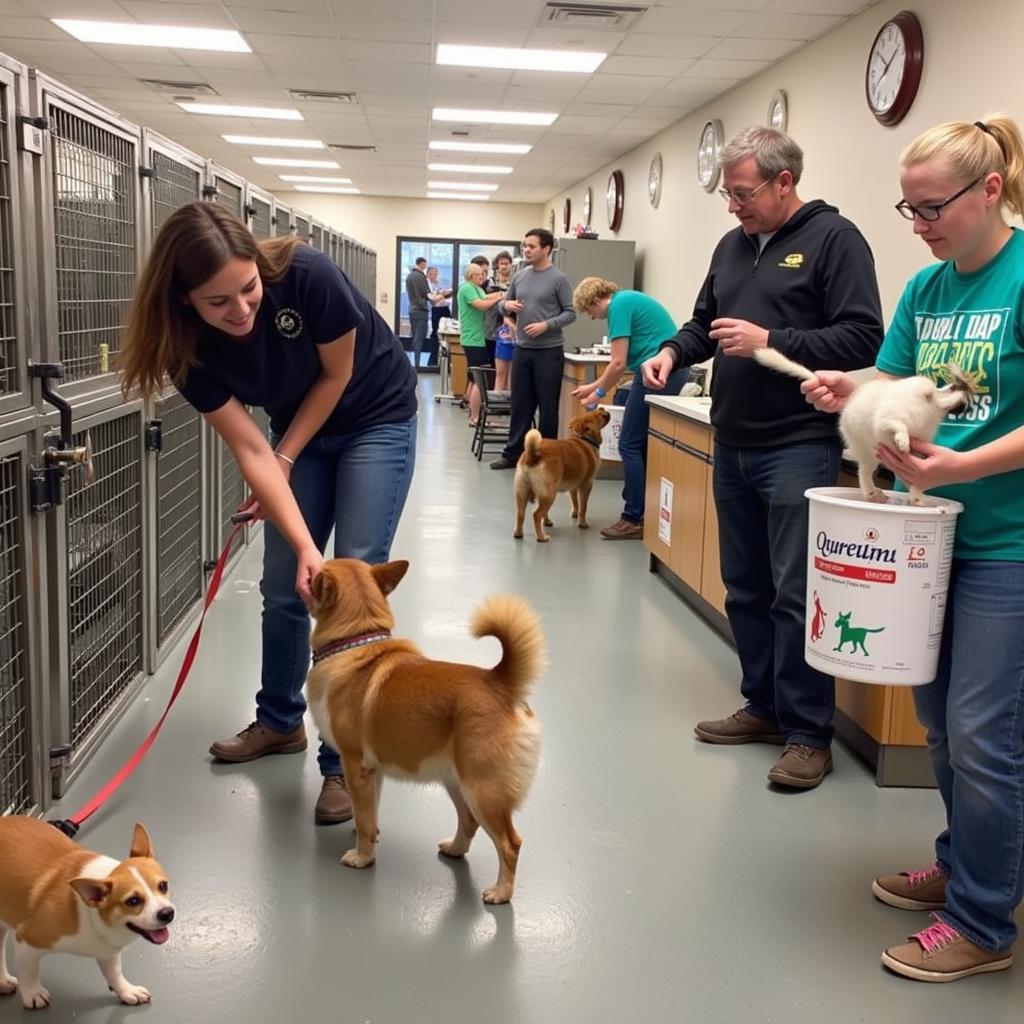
51, 513, 253, 838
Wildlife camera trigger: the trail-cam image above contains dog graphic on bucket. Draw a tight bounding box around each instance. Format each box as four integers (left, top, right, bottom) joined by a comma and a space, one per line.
833, 611, 885, 656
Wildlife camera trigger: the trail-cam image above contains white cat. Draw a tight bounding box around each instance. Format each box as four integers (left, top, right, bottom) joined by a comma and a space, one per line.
753, 347, 975, 505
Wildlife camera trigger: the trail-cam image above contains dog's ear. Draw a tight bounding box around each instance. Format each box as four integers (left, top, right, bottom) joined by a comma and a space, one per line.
598, 407, 611, 427
130, 823, 154, 859
70, 877, 113, 907
311, 569, 338, 609
372, 559, 409, 596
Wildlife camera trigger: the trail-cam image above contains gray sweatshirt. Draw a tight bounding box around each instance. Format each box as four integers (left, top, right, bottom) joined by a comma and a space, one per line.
500, 265, 576, 349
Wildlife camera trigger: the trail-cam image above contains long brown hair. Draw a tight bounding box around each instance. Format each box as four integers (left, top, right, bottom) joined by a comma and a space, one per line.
119, 200, 302, 400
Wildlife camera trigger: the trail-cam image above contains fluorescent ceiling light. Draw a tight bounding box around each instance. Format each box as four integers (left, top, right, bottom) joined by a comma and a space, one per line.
427, 192, 489, 201
428, 162, 512, 174
427, 181, 498, 192
433, 108, 557, 126
437, 43, 605, 74
253, 157, 339, 168
178, 102, 302, 120
53, 19, 250, 52
294, 185, 360, 194
224, 135, 324, 148
430, 141, 531, 155
279, 175, 352, 184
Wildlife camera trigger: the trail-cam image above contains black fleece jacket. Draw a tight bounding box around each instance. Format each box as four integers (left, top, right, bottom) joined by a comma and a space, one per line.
660, 200, 884, 448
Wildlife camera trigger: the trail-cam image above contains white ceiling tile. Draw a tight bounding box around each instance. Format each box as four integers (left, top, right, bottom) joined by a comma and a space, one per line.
340, 40, 430, 64
0, 13, 66, 38
635, 9, 750, 36
334, 17, 432, 44
762, 0, 870, 13
88, 43, 188, 65
245, 34, 344, 59
599, 55, 696, 77
433, 0, 542, 28
225, 0, 329, 11
522, 27, 628, 51
614, 34, 720, 59
684, 57, 770, 79
0, 0, 31, 12
656, 0, 770, 9
115, 2, 237, 28
704, 36, 804, 61
225, 8, 335, 36
434, 21, 530, 47
563, 102, 637, 118
16, 0, 126, 16
738, 12, 844, 39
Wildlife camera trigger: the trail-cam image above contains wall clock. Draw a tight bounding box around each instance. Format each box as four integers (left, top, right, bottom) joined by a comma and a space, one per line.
648, 152, 663, 208
697, 119, 723, 193
548, 207, 555, 234
865, 10, 924, 127
767, 90, 788, 131
606, 169, 624, 231
562, 197, 572, 233
582, 186, 592, 227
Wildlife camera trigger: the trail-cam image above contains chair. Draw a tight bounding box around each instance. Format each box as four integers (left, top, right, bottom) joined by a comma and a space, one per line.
468, 366, 512, 461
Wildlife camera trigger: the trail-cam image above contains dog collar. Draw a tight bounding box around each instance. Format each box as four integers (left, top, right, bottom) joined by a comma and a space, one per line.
579, 434, 602, 449
312, 631, 392, 665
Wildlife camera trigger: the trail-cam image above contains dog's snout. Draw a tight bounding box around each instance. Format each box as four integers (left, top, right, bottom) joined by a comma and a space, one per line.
157, 906, 175, 925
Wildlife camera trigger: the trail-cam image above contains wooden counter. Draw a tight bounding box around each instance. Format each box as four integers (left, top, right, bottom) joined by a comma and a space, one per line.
439, 331, 467, 398
643, 395, 931, 788
560, 353, 633, 479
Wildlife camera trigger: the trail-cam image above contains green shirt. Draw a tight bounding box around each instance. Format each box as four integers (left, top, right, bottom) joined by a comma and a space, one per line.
607, 290, 679, 372
457, 282, 487, 347
876, 227, 1024, 561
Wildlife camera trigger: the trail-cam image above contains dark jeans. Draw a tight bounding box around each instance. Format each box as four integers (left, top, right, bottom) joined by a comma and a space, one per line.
409, 309, 429, 369
429, 305, 449, 366
712, 438, 841, 748
501, 345, 563, 461
617, 369, 688, 523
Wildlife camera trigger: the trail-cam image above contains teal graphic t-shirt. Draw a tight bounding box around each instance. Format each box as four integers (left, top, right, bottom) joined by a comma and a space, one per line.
876, 227, 1024, 561
607, 290, 678, 372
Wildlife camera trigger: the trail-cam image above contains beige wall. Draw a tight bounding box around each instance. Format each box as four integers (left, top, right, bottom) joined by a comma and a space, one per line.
541, 0, 1024, 327
273, 192, 542, 325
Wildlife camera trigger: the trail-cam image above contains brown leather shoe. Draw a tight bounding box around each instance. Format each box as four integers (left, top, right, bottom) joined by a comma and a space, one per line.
767, 743, 833, 789
315, 775, 353, 825
600, 517, 644, 540
694, 707, 784, 745
882, 916, 1012, 982
209, 721, 307, 763
873, 863, 948, 911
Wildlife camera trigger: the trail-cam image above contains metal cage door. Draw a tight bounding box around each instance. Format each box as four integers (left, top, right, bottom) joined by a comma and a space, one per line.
141, 129, 204, 247
273, 204, 292, 237
205, 162, 245, 221
245, 184, 274, 240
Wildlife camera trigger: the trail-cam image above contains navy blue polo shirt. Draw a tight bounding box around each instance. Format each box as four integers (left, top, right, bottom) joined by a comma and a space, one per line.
178, 245, 417, 437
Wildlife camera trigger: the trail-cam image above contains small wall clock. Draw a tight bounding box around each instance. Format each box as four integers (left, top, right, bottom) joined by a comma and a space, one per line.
648, 152, 663, 208
548, 208, 555, 234
562, 197, 572, 233
767, 90, 788, 131
697, 119, 723, 193
582, 186, 592, 227
865, 10, 924, 127
606, 169, 624, 231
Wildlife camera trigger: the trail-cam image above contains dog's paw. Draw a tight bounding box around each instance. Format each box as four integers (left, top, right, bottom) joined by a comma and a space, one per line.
513, 530, 523, 539
438, 839, 468, 859
864, 489, 887, 504
543, 516, 553, 526
115, 984, 151, 1006
20, 985, 50, 1010
578, 521, 589, 529
894, 432, 910, 452
570, 510, 578, 519
341, 849, 375, 869
482, 885, 512, 905
535, 536, 549, 543
0, 973, 18, 995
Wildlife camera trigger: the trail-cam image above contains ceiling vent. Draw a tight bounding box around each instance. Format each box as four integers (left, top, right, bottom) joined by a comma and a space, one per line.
540, 2, 649, 30
288, 89, 359, 104
327, 143, 378, 153
140, 78, 218, 97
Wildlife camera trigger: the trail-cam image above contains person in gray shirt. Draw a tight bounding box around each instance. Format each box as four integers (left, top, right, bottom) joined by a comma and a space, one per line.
404, 256, 430, 370
490, 228, 576, 469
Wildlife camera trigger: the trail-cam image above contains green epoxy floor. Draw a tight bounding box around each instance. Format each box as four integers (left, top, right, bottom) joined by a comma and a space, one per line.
16, 377, 1022, 1023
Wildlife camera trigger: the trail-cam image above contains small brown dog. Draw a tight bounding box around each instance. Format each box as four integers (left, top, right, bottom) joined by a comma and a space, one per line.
306, 558, 545, 904
514, 407, 611, 542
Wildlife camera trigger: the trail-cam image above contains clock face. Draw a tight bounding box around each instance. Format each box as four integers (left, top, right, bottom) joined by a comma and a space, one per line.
648, 153, 662, 208
767, 90, 787, 131
865, 11, 924, 126
606, 170, 624, 231
697, 120, 722, 192
582, 187, 592, 227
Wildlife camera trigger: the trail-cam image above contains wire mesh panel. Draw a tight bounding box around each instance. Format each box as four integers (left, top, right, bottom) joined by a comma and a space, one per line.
220, 438, 246, 545
155, 392, 203, 645
150, 149, 201, 231
250, 195, 272, 239
294, 214, 310, 242
0, 452, 31, 814
0, 75, 19, 398
213, 175, 243, 220
311, 223, 323, 251
66, 413, 143, 749
48, 103, 138, 383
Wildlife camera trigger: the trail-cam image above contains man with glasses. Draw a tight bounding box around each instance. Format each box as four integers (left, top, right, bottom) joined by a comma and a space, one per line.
641, 126, 884, 790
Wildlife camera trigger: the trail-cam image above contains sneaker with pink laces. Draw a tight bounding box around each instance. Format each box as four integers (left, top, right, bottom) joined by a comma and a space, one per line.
882, 914, 1013, 982
872, 863, 948, 911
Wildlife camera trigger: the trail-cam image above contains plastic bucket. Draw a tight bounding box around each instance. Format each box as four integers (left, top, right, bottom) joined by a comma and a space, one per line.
599, 404, 625, 461
804, 487, 963, 686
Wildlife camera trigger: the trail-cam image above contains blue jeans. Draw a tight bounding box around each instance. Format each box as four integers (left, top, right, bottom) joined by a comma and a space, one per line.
913, 559, 1024, 952
617, 369, 688, 524
713, 439, 841, 748
257, 418, 417, 775
409, 309, 429, 369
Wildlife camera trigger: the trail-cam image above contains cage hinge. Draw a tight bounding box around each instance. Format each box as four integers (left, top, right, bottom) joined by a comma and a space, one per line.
203, 558, 218, 573
49, 744, 72, 796
244, 203, 256, 218
144, 418, 163, 452
139, 165, 154, 179
27, 462, 62, 512
202, 184, 218, 198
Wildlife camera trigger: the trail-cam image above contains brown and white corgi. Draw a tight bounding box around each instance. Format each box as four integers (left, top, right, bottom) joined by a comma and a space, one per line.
0, 817, 174, 1010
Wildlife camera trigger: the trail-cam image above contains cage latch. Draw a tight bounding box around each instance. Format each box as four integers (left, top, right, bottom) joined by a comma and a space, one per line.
16, 115, 47, 154
48, 744, 72, 783
145, 419, 163, 452
202, 184, 218, 198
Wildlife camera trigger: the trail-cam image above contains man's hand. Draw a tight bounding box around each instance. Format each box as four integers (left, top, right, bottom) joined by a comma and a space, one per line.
523, 321, 548, 338
709, 318, 769, 358
800, 370, 859, 414
504, 299, 524, 313
641, 349, 677, 390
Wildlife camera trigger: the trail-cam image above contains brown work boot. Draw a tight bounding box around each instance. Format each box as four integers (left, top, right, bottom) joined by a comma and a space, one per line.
766, 743, 833, 789
315, 775, 353, 825
873, 863, 948, 911
600, 517, 644, 540
694, 707, 784, 745
882, 915, 1013, 982
209, 721, 307, 763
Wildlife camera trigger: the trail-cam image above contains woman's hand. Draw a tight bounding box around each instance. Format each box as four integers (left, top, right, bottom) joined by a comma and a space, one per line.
876, 440, 973, 492
800, 370, 859, 414
237, 493, 265, 522
572, 383, 597, 405
295, 545, 324, 610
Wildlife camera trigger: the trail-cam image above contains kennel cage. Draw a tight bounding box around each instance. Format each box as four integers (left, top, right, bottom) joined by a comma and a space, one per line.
293, 212, 311, 243
246, 184, 275, 240
273, 203, 292, 237
141, 130, 203, 248
206, 161, 246, 222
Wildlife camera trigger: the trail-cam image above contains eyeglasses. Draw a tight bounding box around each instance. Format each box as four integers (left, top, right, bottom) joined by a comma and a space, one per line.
718, 176, 776, 205
894, 176, 983, 221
